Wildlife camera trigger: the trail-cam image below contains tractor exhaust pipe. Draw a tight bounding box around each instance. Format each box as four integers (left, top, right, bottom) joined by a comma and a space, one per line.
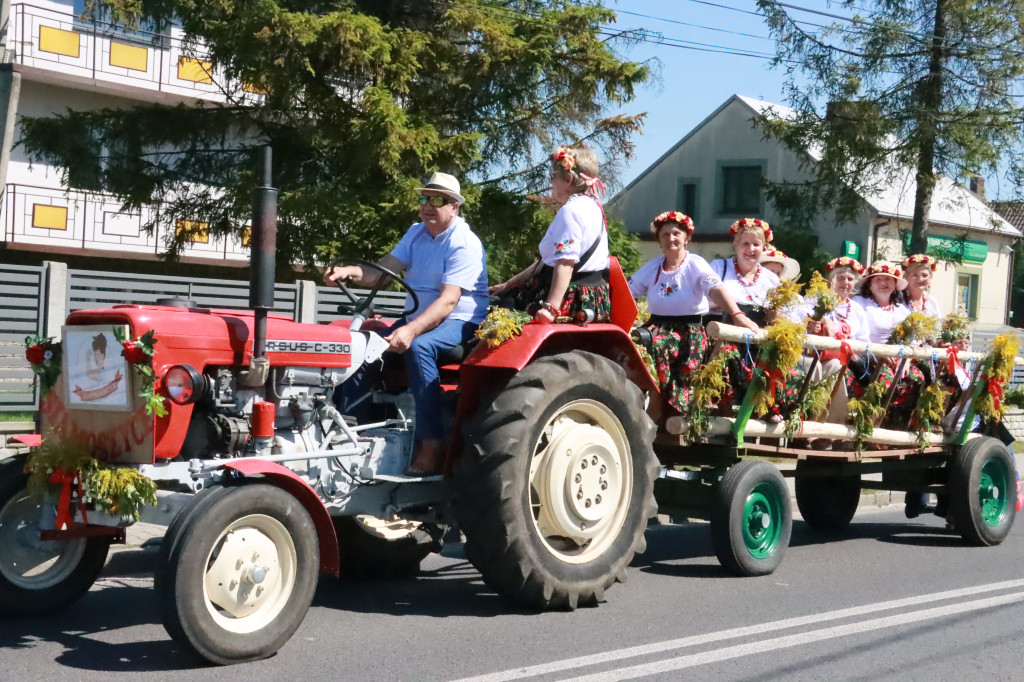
241, 146, 277, 387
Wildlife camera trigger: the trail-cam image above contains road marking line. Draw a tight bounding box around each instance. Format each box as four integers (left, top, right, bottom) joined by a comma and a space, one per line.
567, 590, 1024, 681
452, 579, 1024, 682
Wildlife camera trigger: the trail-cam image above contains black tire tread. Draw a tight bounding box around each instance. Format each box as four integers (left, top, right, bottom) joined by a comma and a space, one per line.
710, 460, 792, 577
455, 350, 658, 610
794, 461, 860, 532
949, 437, 1017, 547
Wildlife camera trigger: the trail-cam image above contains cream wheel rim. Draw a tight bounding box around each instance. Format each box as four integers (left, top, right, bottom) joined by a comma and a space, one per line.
529, 399, 633, 564
202, 514, 297, 634
0, 489, 87, 589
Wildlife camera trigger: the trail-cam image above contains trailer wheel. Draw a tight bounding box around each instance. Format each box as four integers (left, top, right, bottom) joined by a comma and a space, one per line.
0, 460, 110, 617
711, 460, 791, 576
794, 461, 860, 531
334, 516, 438, 579
456, 351, 658, 610
949, 437, 1016, 546
159, 484, 319, 665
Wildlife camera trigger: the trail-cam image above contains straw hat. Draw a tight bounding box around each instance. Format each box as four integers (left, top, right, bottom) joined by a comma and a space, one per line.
415, 172, 465, 205
760, 248, 800, 281
859, 260, 908, 292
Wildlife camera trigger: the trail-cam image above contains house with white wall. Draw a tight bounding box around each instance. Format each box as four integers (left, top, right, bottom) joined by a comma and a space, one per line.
607, 94, 1021, 326
0, 0, 255, 268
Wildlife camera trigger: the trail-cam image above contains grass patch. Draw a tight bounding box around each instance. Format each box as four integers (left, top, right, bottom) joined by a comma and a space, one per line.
0, 411, 35, 422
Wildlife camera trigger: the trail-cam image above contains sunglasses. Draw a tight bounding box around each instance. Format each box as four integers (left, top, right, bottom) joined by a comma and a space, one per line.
418, 195, 453, 207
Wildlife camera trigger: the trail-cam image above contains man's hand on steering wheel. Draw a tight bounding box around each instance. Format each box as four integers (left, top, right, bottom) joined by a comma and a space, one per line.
326, 258, 420, 318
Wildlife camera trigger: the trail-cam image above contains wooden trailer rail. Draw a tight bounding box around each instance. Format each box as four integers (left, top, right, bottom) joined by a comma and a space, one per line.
665, 322, 1024, 450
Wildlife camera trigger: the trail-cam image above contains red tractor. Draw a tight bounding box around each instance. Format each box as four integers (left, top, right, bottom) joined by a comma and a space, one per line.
0, 191, 659, 663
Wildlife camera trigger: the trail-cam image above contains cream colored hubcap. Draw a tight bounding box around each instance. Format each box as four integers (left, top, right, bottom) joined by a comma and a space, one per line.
529, 399, 632, 564
203, 514, 296, 633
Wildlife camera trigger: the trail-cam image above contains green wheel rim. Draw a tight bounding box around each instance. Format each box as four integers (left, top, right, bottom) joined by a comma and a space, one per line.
979, 459, 1011, 527
743, 482, 783, 559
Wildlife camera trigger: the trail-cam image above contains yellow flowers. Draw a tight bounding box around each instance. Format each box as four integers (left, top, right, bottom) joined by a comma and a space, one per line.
751, 319, 805, 418
685, 350, 732, 440
475, 307, 533, 349
911, 381, 950, 449
804, 270, 839, 321
888, 311, 938, 344
25, 437, 158, 523
939, 309, 971, 343
975, 332, 1020, 424
848, 378, 888, 451
765, 279, 801, 312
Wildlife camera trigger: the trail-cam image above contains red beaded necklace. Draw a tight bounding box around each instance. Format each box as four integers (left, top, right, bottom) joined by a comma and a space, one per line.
836, 298, 851, 321
910, 293, 928, 312
732, 257, 761, 303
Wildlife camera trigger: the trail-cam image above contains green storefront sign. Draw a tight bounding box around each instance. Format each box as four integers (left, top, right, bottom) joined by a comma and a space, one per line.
901, 234, 988, 264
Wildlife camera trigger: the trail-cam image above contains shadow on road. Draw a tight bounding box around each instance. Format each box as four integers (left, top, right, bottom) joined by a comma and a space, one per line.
633, 515, 964, 578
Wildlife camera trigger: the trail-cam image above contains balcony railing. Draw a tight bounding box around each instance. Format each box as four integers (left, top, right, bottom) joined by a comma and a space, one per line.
8, 3, 258, 102
0, 183, 250, 262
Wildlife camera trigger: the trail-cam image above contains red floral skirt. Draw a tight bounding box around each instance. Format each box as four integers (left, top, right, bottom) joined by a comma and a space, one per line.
558, 283, 611, 322
644, 317, 708, 413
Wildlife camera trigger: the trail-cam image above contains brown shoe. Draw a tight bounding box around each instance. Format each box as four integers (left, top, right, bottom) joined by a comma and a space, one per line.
404, 439, 444, 477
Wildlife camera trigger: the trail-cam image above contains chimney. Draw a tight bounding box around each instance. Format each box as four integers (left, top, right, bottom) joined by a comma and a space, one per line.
969, 176, 985, 201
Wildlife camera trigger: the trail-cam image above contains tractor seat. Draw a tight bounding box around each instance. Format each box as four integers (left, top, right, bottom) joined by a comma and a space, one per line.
437, 338, 477, 368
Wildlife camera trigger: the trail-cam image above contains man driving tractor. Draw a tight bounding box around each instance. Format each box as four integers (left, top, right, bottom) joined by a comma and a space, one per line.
323, 172, 489, 476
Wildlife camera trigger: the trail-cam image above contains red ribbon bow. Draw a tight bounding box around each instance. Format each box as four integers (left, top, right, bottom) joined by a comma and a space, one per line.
838, 341, 853, 366
757, 362, 786, 403
48, 467, 87, 531
985, 375, 1004, 411
946, 346, 964, 377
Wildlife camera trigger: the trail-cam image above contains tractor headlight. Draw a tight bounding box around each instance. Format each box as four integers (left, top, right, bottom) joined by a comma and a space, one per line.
164, 364, 206, 405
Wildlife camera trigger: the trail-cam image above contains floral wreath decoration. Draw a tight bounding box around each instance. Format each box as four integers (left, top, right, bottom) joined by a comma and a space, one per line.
864, 262, 902, 279
762, 247, 789, 259
553, 145, 576, 171
902, 254, 938, 272
651, 211, 694, 234
729, 217, 773, 243
552, 144, 605, 199
825, 256, 865, 274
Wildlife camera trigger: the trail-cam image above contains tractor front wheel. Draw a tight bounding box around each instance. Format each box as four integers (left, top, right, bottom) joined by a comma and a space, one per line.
456, 351, 658, 610
0, 459, 110, 617
158, 484, 319, 665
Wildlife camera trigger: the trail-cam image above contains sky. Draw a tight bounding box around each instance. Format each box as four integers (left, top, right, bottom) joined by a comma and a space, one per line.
601, 0, 1011, 200
604, 0, 792, 189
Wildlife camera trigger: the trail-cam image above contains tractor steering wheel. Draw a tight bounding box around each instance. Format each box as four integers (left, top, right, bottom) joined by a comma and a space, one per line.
330, 259, 420, 318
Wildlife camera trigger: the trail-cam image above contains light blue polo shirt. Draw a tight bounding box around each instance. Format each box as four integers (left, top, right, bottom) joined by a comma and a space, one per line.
389, 216, 489, 323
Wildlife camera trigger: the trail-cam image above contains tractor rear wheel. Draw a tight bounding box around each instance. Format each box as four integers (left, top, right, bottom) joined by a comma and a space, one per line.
0, 458, 110, 617
158, 484, 319, 665
455, 351, 658, 610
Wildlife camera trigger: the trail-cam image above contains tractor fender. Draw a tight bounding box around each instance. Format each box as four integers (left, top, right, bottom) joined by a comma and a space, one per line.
462, 323, 658, 395
220, 459, 340, 577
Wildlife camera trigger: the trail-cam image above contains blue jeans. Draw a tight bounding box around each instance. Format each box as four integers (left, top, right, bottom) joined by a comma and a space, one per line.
336, 317, 478, 441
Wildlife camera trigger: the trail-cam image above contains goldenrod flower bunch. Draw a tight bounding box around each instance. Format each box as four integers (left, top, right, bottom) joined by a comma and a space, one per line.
848, 378, 888, 452
888, 311, 938, 345
686, 351, 732, 440
804, 271, 839, 321
475, 307, 533, 349
911, 382, 950, 449
975, 332, 1020, 424
751, 319, 805, 417
765, 279, 802, 312
939, 309, 971, 343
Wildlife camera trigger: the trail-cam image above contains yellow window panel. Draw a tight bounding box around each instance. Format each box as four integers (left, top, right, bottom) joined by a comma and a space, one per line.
177, 56, 213, 84
32, 204, 68, 230
110, 42, 148, 72
176, 219, 209, 244
39, 26, 80, 58
242, 81, 267, 95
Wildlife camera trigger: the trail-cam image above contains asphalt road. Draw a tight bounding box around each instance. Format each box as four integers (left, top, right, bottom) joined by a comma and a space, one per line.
3, 504, 1023, 682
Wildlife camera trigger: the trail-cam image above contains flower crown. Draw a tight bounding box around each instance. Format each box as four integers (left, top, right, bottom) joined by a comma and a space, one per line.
553, 145, 575, 172
651, 211, 694, 233
825, 256, 865, 274
729, 217, 773, 243
865, 262, 902, 279
762, 248, 789, 259
902, 254, 937, 271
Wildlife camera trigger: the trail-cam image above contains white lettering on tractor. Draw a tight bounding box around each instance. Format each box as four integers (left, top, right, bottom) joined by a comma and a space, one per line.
265, 340, 351, 354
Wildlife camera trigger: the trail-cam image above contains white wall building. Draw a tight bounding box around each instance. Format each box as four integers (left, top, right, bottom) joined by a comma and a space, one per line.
0, 0, 254, 266
608, 94, 1021, 326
